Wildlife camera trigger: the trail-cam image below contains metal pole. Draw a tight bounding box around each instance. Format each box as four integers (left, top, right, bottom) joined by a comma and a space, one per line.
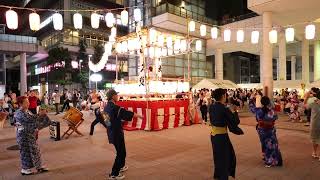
88, 55, 92, 90
187, 19, 191, 82
95, 81, 97, 90
115, 54, 118, 81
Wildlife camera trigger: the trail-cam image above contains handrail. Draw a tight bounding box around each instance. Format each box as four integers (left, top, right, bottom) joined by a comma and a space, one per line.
0, 34, 37, 44
219, 13, 259, 25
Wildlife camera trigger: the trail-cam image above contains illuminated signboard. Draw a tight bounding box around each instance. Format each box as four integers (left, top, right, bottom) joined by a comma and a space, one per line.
35, 61, 65, 75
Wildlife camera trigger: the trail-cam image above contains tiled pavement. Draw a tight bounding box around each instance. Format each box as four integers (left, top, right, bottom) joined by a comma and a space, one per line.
0, 111, 319, 180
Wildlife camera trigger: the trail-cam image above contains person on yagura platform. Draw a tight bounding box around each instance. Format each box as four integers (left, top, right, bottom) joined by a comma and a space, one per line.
209, 88, 244, 180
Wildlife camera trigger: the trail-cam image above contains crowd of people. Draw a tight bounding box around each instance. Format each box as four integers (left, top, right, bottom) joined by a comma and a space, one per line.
1, 86, 320, 180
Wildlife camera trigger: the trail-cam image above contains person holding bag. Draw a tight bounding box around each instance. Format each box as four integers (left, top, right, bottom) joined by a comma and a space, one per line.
104, 89, 143, 180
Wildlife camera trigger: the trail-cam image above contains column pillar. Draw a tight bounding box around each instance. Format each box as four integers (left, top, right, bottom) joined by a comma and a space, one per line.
302, 39, 310, 82
20, 53, 27, 95
261, 12, 273, 98
278, 31, 286, 80
291, 56, 296, 80
215, 49, 223, 80
314, 41, 320, 81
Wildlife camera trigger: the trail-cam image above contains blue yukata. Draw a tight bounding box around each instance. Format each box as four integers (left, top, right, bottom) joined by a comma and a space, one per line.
250, 104, 283, 167
14, 109, 51, 170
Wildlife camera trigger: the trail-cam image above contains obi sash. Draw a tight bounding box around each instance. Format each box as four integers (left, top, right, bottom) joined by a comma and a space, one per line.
211, 126, 228, 136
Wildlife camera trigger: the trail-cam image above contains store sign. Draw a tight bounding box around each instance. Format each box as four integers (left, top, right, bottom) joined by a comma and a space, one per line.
105, 63, 116, 71
35, 61, 65, 75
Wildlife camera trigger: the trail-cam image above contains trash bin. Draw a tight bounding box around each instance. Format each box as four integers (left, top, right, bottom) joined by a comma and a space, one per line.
49, 120, 60, 141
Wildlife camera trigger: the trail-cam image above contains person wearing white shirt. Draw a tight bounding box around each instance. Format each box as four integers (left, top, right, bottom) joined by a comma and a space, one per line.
52, 90, 61, 115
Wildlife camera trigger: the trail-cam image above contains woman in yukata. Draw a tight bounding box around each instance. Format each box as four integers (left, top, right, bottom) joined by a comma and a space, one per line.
14, 96, 51, 175
250, 96, 283, 167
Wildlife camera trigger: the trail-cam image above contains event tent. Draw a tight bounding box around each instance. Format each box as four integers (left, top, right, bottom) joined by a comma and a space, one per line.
192, 79, 239, 90
238, 80, 310, 90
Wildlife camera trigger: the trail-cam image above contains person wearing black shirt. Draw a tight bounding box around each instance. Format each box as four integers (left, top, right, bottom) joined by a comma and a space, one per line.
104, 89, 143, 180
209, 88, 244, 180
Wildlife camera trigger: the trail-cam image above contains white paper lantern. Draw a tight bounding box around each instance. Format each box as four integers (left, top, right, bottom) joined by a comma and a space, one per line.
71, 61, 79, 69
111, 27, 117, 37
105, 12, 115, 28
53, 12, 63, 30
157, 34, 165, 47
149, 28, 157, 44
104, 42, 113, 55
121, 9, 128, 25
168, 49, 173, 56
180, 39, 187, 52
29, 12, 40, 31
149, 47, 155, 58
269, 29, 277, 44
285, 27, 294, 42
200, 24, 206, 37
211, 27, 218, 39
73, 13, 82, 29
251, 31, 259, 44
161, 48, 168, 57
134, 8, 142, 22
116, 43, 122, 54
122, 41, 128, 53
305, 24, 315, 40
128, 39, 135, 51
6, 9, 18, 30
142, 35, 147, 47
174, 39, 181, 54
195, 40, 202, 51
91, 12, 100, 29
166, 36, 173, 49
109, 35, 115, 43
144, 47, 148, 56
224, 29, 231, 42
236, 30, 244, 43
189, 21, 195, 32
155, 47, 162, 58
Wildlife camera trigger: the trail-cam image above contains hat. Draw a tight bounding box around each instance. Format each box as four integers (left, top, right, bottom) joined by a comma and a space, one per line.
107, 89, 118, 100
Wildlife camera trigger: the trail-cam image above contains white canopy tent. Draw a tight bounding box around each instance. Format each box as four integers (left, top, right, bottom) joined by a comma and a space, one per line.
193, 79, 239, 90
238, 80, 310, 90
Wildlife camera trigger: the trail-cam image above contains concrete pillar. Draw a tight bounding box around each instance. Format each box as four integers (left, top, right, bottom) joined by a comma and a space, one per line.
261, 12, 273, 98
20, 53, 27, 95
314, 41, 320, 81
302, 39, 310, 82
278, 31, 286, 80
291, 56, 296, 80
215, 49, 223, 80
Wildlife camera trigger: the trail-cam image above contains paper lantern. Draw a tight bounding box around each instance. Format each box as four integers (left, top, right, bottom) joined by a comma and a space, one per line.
285, 27, 294, 42
149, 28, 157, 44
157, 34, 164, 47
149, 47, 155, 58
200, 24, 206, 36
134, 8, 141, 22
142, 35, 147, 47
180, 39, 187, 52
155, 47, 162, 58
71, 61, 79, 69
251, 31, 259, 44
195, 40, 202, 51
109, 35, 115, 43
168, 49, 173, 56
122, 41, 128, 53
105, 12, 115, 28
236, 30, 244, 43
166, 36, 173, 48
115, 43, 122, 54
73, 13, 82, 29
121, 9, 128, 25
161, 48, 168, 57
269, 29, 277, 44
53, 12, 63, 30
105, 42, 113, 55
6, 9, 18, 30
174, 39, 181, 53
305, 24, 315, 40
189, 21, 195, 32
224, 29, 231, 42
111, 27, 117, 37
29, 12, 40, 31
211, 27, 218, 39
91, 12, 100, 29
128, 39, 135, 51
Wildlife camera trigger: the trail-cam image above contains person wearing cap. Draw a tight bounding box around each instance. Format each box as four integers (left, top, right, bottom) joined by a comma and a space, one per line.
104, 89, 143, 180
304, 89, 320, 160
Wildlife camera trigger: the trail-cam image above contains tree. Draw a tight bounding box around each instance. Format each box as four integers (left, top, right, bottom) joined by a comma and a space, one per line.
77, 39, 89, 89
47, 47, 72, 86
92, 43, 104, 64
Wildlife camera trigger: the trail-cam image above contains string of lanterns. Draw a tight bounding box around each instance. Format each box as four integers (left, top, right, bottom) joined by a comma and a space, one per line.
188, 19, 318, 44
3, 5, 143, 31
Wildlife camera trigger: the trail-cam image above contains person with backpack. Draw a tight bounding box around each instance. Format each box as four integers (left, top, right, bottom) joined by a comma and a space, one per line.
104, 89, 143, 180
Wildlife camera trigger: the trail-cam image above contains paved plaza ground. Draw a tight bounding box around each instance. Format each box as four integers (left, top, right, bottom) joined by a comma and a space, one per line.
1, 111, 320, 180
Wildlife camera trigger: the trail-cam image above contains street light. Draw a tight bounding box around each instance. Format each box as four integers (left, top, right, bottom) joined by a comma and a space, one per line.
88, 55, 92, 90
90, 74, 102, 90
